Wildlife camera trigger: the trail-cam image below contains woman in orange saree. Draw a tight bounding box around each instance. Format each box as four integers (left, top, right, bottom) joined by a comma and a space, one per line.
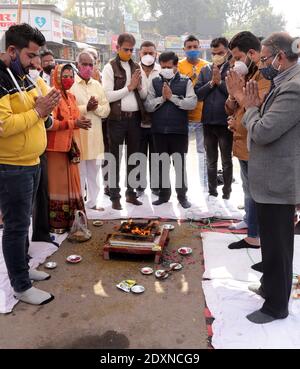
46, 64, 91, 233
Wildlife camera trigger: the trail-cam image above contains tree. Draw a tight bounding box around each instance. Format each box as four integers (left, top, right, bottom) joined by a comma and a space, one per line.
248, 5, 286, 37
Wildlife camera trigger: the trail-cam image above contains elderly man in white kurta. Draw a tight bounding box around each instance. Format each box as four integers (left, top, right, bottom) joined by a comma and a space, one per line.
71, 52, 110, 210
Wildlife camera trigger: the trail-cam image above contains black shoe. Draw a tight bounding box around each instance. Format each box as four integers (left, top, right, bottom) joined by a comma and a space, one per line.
251, 262, 263, 273
136, 189, 145, 198
223, 194, 231, 200
228, 239, 261, 250
153, 199, 169, 206
126, 197, 143, 206
179, 199, 192, 209
104, 186, 111, 197
112, 199, 122, 211
152, 189, 160, 197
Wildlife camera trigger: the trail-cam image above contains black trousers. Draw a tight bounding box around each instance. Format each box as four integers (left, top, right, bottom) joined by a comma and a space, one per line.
203, 125, 233, 197
153, 133, 188, 201
32, 153, 52, 243
107, 114, 142, 200
101, 119, 110, 186
256, 203, 295, 318
137, 127, 155, 191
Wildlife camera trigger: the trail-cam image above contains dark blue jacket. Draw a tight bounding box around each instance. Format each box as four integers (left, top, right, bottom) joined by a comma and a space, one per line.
195, 62, 229, 126
150, 73, 189, 135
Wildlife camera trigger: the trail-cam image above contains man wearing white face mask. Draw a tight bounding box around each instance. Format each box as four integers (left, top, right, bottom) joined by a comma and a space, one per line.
145, 52, 197, 209
195, 37, 233, 200
137, 41, 161, 198
225, 32, 270, 255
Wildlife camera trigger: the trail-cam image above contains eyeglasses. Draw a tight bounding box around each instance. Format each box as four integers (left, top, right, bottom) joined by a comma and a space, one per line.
260, 55, 276, 63
122, 48, 134, 52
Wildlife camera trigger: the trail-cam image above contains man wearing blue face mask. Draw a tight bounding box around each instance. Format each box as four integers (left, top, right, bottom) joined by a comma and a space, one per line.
242, 32, 300, 325
178, 35, 209, 191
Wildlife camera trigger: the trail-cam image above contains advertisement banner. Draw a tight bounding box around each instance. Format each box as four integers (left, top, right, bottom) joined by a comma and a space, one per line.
62, 18, 74, 40
0, 11, 17, 32
85, 26, 98, 44
51, 13, 63, 43
73, 24, 87, 42
111, 34, 119, 52
199, 39, 212, 50
164, 36, 182, 49
125, 20, 139, 34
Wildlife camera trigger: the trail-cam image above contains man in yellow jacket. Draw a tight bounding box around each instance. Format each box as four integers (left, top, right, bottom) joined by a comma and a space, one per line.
178, 35, 209, 189
0, 24, 60, 306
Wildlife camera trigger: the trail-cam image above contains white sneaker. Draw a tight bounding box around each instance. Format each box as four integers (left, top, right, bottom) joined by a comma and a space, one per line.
229, 221, 248, 230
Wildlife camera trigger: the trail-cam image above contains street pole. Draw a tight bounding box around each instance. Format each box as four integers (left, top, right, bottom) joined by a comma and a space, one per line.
17, 0, 23, 24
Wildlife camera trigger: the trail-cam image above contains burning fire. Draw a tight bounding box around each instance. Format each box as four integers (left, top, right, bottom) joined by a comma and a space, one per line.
120, 220, 159, 237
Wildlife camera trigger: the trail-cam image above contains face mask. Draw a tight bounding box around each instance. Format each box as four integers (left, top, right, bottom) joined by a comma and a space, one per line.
28, 69, 40, 82
233, 61, 249, 76
118, 50, 132, 62
61, 77, 74, 91
10, 51, 26, 77
79, 65, 94, 80
212, 54, 226, 66
160, 68, 175, 80
185, 50, 201, 61
141, 54, 155, 67
43, 64, 55, 75
260, 54, 280, 81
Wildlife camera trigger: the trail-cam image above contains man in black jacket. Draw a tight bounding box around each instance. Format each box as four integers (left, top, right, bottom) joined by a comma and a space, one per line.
195, 37, 233, 200
145, 52, 197, 209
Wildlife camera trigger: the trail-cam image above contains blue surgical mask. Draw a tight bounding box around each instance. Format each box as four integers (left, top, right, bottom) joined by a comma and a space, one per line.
260, 55, 280, 81
185, 50, 201, 61
10, 51, 26, 77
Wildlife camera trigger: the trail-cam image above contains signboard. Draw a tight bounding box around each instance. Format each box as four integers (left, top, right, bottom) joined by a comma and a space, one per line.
111, 34, 119, 52
199, 39, 212, 50
51, 13, 63, 43
73, 24, 87, 42
0, 8, 63, 44
0, 11, 17, 32
164, 36, 182, 49
125, 20, 139, 34
85, 26, 98, 44
62, 18, 74, 40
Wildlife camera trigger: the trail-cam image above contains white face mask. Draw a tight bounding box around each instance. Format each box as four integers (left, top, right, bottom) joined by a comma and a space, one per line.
233, 61, 249, 76
160, 68, 175, 80
28, 69, 40, 82
141, 54, 155, 67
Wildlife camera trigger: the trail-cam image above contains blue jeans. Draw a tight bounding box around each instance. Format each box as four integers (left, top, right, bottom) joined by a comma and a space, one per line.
0, 164, 40, 293
239, 160, 259, 238
189, 122, 208, 190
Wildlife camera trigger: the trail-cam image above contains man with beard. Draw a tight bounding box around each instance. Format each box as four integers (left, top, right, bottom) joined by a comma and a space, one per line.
0, 24, 61, 305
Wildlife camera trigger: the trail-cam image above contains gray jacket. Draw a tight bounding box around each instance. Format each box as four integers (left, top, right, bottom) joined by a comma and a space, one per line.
243, 64, 300, 205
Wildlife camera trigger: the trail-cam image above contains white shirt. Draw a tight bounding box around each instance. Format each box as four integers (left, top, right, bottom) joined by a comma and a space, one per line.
139, 62, 161, 93
41, 71, 51, 87
102, 61, 147, 112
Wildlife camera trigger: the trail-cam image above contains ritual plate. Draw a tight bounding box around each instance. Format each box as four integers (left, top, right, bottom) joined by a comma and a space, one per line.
163, 224, 175, 231
66, 255, 82, 264
155, 270, 169, 280
44, 262, 57, 270
131, 285, 145, 294
170, 263, 183, 271
141, 267, 154, 275
178, 247, 193, 255
93, 220, 104, 227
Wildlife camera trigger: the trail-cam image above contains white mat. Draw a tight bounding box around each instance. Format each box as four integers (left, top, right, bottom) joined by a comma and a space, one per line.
202, 232, 300, 349
0, 229, 67, 314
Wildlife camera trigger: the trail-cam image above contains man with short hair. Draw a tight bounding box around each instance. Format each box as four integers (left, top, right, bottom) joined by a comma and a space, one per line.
0, 24, 61, 306
145, 51, 197, 209
179, 35, 209, 190
225, 31, 270, 251
195, 37, 233, 200
243, 32, 300, 324
40, 49, 55, 86
137, 40, 161, 198
71, 51, 110, 210
102, 33, 147, 210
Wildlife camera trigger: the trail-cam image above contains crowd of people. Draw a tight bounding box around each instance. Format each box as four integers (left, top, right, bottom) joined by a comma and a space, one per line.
0, 23, 300, 326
